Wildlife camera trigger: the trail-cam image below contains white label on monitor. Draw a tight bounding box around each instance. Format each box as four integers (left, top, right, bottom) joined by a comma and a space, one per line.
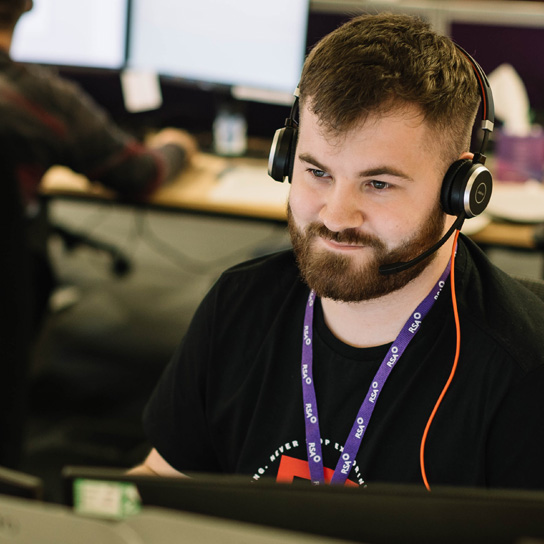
120, 69, 163, 112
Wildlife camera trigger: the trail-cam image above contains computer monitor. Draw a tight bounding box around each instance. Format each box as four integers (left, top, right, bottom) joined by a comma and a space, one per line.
126, 0, 310, 105
62, 466, 544, 544
11, 0, 128, 70
0, 466, 43, 501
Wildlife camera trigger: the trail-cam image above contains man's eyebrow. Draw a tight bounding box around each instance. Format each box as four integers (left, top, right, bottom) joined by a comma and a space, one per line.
298, 152, 414, 182
361, 166, 414, 182
299, 153, 328, 173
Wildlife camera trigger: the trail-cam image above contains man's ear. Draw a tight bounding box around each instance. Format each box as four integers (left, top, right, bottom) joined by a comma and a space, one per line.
458, 151, 473, 162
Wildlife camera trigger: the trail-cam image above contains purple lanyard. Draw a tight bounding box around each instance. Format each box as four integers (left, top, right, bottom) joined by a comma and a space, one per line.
301, 262, 451, 485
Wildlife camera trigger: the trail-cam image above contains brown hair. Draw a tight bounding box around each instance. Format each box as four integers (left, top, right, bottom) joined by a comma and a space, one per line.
0, 0, 28, 30
299, 13, 480, 164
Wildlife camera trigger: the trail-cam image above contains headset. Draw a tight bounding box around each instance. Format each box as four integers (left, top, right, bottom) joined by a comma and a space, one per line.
268, 43, 495, 232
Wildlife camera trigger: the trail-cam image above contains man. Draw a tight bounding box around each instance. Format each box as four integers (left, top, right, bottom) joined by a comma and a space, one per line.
0, 0, 197, 325
134, 13, 544, 489
0, 0, 196, 467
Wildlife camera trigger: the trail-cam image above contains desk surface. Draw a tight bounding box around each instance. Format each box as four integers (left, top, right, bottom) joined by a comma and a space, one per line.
41, 153, 288, 222
40, 154, 543, 251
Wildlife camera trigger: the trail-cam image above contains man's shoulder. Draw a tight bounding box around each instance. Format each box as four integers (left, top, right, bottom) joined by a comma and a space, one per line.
202, 249, 301, 308
459, 235, 544, 371
459, 235, 544, 313
197, 249, 304, 337
219, 249, 299, 286
1, 56, 86, 106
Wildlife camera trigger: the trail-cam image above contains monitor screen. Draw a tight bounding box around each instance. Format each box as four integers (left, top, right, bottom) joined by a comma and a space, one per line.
63, 466, 544, 544
127, 0, 309, 104
11, 0, 128, 70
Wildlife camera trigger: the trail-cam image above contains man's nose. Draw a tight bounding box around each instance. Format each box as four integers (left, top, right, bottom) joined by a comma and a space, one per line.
318, 183, 364, 233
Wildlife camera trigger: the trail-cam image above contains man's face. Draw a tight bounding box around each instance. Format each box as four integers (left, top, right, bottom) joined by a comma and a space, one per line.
288, 103, 449, 303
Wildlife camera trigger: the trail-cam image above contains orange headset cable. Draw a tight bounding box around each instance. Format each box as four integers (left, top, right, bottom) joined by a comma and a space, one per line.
420, 229, 462, 491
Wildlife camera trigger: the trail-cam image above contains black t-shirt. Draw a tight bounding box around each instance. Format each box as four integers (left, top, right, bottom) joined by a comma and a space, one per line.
143, 236, 544, 489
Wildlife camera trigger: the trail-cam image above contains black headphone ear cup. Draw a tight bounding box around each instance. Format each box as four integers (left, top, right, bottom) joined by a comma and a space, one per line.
268, 125, 298, 182
441, 159, 469, 216
441, 159, 493, 217
286, 128, 298, 182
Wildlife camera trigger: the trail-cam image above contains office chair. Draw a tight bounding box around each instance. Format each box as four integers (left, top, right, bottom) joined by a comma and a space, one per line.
50, 221, 131, 277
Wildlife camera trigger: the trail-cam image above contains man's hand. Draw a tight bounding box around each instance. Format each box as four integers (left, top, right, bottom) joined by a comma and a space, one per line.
128, 448, 188, 478
148, 128, 199, 163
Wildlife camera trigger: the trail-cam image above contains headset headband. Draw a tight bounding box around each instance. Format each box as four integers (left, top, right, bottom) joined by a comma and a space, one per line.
268, 42, 495, 181
454, 44, 495, 160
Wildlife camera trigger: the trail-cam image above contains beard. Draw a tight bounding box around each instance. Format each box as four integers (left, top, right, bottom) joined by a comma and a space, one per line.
288, 201, 446, 302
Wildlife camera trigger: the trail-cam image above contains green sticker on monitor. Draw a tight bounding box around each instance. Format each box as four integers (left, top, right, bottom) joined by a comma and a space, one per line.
73, 478, 142, 520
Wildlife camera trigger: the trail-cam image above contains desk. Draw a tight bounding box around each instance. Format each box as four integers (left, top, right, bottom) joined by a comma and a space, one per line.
40, 153, 288, 224
470, 221, 542, 251
40, 154, 544, 252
